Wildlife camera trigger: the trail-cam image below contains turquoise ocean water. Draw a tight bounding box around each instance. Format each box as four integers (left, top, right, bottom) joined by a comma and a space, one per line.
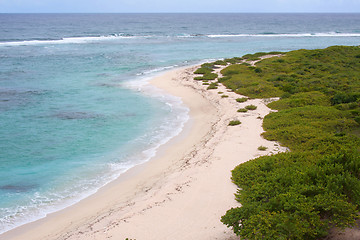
0, 13, 359, 233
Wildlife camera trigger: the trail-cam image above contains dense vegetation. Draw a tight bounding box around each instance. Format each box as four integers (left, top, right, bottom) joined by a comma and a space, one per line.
193, 62, 219, 80
209, 46, 360, 239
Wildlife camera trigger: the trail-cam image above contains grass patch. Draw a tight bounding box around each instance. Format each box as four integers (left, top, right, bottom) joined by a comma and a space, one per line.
221, 95, 229, 98
242, 51, 283, 61
237, 108, 248, 113
225, 57, 243, 64
245, 104, 257, 110
236, 97, 248, 103
207, 82, 219, 90
229, 120, 241, 126
214, 60, 228, 66
194, 62, 218, 80
257, 146, 268, 151
194, 72, 218, 80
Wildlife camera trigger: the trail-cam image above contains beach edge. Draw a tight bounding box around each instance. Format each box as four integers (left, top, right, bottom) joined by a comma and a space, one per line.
1, 65, 286, 240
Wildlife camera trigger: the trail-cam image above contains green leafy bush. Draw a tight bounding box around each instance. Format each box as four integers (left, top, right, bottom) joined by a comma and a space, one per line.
236, 97, 248, 103
257, 146, 267, 151
245, 105, 257, 110
222, 151, 360, 240
219, 46, 360, 99
194, 72, 218, 81
207, 82, 218, 90
242, 52, 267, 61
221, 46, 360, 240
225, 57, 243, 64
268, 91, 330, 110
213, 60, 228, 66
237, 108, 248, 113
194, 68, 211, 75
229, 120, 241, 126
194, 62, 218, 80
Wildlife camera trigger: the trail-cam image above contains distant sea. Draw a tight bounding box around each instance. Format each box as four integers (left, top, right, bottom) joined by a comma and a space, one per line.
0, 13, 359, 234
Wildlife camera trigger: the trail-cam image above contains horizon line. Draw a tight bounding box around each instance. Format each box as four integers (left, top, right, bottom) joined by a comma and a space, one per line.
1, 12, 360, 14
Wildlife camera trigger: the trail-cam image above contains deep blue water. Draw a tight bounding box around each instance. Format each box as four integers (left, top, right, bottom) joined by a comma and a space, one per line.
0, 13, 359, 233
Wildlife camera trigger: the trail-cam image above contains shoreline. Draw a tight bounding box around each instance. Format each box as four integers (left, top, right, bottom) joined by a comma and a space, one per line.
1, 65, 286, 240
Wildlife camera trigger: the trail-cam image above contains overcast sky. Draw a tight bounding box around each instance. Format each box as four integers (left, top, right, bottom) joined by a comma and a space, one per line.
1, 0, 360, 13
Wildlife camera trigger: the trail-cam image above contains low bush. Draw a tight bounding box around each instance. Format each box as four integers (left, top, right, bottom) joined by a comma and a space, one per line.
222, 151, 360, 240
237, 108, 248, 113
245, 105, 257, 110
229, 120, 241, 126
194, 68, 211, 75
225, 57, 243, 64
207, 82, 218, 90
236, 97, 248, 103
214, 60, 228, 66
194, 62, 218, 80
257, 146, 268, 151
195, 73, 218, 81
221, 46, 360, 240
242, 52, 267, 61
268, 91, 330, 110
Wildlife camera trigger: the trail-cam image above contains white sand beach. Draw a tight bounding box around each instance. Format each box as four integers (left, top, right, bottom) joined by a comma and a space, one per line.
1, 65, 287, 240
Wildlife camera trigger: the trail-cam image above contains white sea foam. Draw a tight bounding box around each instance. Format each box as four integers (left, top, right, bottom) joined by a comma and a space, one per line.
2, 32, 359, 47
0, 34, 144, 47
207, 32, 360, 38
0, 161, 132, 234
136, 65, 179, 76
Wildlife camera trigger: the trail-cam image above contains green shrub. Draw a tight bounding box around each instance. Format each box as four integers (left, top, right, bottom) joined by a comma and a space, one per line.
254, 67, 262, 73
245, 105, 257, 110
194, 68, 211, 75
236, 97, 248, 103
221, 95, 229, 98
194, 63, 218, 80
331, 92, 360, 105
213, 60, 228, 66
242, 52, 266, 61
207, 82, 218, 90
229, 120, 241, 126
268, 91, 330, 110
257, 146, 268, 151
222, 46, 360, 240
222, 151, 360, 239
202, 72, 218, 80
219, 46, 360, 99
355, 116, 360, 124
262, 105, 358, 152
194, 73, 218, 81
225, 57, 243, 64
201, 62, 216, 69
218, 76, 231, 82
237, 108, 248, 113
